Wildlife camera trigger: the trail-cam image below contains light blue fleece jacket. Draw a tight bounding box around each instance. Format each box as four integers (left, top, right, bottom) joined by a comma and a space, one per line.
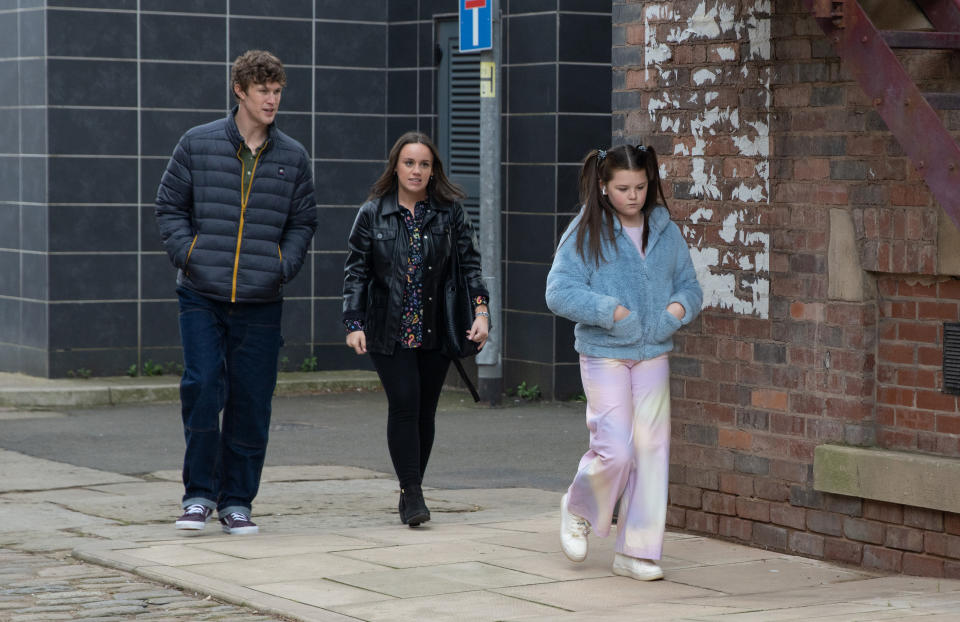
545, 206, 703, 361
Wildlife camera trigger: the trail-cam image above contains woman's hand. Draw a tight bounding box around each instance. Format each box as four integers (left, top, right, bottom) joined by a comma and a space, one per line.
667, 302, 686, 321
346, 330, 366, 355
466, 315, 489, 350
614, 305, 631, 322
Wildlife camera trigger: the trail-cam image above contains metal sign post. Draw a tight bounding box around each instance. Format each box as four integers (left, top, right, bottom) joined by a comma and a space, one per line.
474, 1, 502, 404
461, 0, 501, 403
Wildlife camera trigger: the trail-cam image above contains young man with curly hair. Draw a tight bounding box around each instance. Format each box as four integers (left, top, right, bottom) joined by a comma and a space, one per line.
156, 50, 317, 535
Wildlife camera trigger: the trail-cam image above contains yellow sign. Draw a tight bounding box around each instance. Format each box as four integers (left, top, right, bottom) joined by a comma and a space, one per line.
480, 61, 496, 98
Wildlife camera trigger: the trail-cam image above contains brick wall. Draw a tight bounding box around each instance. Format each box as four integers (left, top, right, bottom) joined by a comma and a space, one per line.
877, 277, 960, 455
613, 0, 960, 575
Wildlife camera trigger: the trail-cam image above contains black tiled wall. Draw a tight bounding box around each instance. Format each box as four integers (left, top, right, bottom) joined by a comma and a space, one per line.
503, 0, 611, 399
1, 1, 611, 390
0, 4, 48, 376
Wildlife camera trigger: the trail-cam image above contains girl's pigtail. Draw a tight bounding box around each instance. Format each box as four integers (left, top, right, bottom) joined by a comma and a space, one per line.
645, 145, 668, 210
573, 149, 607, 266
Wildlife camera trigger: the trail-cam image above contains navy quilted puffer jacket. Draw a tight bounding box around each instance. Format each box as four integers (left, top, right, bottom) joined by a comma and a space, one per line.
155, 107, 317, 303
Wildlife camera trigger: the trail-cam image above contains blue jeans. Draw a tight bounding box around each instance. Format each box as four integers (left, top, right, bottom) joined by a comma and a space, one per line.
177, 286, 282, 516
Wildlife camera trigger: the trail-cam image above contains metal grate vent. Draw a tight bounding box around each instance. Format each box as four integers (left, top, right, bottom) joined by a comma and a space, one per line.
437, 19, 481, 231
449, 46, 480, 230
945, 323, 960, 395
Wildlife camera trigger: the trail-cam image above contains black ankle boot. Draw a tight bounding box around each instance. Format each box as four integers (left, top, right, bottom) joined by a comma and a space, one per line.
399, 483, 431, 527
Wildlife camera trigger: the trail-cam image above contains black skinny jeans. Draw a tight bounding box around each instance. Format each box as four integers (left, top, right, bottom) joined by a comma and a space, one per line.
369, 347, 451, 489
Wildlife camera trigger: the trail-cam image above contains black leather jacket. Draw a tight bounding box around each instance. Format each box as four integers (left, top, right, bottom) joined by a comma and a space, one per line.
342, 193, 487, 355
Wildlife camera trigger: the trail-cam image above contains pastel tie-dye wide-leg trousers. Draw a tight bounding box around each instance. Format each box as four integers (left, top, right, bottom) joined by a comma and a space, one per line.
566, 354, 671, 560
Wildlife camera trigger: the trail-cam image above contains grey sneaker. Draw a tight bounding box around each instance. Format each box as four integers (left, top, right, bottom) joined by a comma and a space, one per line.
220, 512, 258, 535
175, 504, 212, 530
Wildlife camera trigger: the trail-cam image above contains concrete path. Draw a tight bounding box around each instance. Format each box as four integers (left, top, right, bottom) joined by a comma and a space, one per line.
2, 373, 960, 620
0, 447, 957, 621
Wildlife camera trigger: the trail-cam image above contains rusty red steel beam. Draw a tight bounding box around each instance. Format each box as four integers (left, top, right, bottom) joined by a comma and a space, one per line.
802, 0, 960, 233
915, 0, 960, 32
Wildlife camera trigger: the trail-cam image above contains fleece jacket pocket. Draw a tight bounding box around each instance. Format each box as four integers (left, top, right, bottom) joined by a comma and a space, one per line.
652, 308, 683, 343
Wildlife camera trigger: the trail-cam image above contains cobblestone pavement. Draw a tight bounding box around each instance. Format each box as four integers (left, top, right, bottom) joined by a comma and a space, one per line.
0, 549, 289, 622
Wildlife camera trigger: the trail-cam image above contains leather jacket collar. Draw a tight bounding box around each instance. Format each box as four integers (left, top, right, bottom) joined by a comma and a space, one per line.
380, 192, 452, 228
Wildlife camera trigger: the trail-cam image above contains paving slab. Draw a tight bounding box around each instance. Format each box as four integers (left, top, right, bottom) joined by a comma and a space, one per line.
130, 564, 359, 622
330, 589, 563, 622
185, 551, 391, 585
249, 577, 397, 608
663, 534, 793, 566
500, 601, 747, 621
193, 533, 381, 559
333, 538, 539, 569
0, 449, 138, 493
473, 529, 567, 554
665, 556, 873, 595
106, 543, 240, 566
0, 500, 120, 534
482, 551, 620, 581
493, 574, 718, 610
687, 574, 960, 611
334, 522, 525, 546
329, 560, 553, 598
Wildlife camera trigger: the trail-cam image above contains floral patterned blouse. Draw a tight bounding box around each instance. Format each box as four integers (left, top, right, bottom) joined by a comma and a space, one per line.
344, 198, 487, 348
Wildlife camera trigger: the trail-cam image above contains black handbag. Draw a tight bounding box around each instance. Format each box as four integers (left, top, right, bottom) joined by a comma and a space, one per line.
441, 228, 482, 401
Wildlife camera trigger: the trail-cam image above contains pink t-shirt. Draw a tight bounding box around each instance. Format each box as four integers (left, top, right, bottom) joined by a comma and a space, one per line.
624, 225, 645, 257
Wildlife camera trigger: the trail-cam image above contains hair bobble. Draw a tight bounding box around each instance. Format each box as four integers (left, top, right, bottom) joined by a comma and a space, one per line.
597, 149, 607, 161
635, 144, 647, 152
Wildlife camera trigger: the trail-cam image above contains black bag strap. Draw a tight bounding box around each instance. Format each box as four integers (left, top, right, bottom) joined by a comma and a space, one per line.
447, 214, 480, 402
452, 357, 481, 402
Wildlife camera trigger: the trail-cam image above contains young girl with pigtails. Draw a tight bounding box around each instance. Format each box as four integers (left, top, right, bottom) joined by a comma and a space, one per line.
545, 144, 702, 580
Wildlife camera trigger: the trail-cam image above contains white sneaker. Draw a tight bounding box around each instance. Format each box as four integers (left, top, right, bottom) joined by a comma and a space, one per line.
612, 553, 664, 581
560, 493, 590, 562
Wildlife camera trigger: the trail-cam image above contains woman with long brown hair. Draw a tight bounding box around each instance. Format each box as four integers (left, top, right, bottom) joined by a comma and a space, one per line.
342, 131, 489, 526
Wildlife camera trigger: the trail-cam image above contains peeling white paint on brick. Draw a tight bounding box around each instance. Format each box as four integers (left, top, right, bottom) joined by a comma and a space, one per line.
693, 68, 720, 85
720, 210, 741, 243
640, 0, 773, 318
716, 46, 736, 60
644, 4, 677, 80
745, 232, 770, 272
677, 2, 737, 40
690, 207, 714, 224
732, 183, 766, 202
648, 96, 669, 115
661, 116, 682, 133
692, 158, 722, 200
